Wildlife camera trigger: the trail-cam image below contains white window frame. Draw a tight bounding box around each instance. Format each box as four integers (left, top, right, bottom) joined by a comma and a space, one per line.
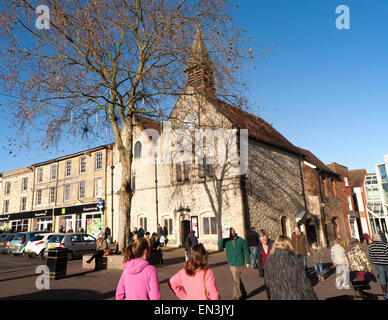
64, 184, 70, 202
21, 196, 27, 211
36, 189, 42, 205
65, 160, 72, 177
80, 157, 86, 174
344, 176, 349, 187
95, 152, 103, 170
95, 178, 102, 198
79, 181, 86, 199
37, 167, 43, 183
347, 195, 353, 211
51, 164, 57, 180
22, 177, 28, 191
4, 200, 9, 213
49, 187, 56, 204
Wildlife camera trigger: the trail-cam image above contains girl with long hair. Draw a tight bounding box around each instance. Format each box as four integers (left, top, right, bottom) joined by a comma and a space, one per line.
168, 244, 220, 300
115, 238, 160, 300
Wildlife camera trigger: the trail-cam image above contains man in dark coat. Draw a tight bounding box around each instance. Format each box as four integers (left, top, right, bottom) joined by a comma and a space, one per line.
246, 228, 259, 268
184, 230, 198, 261
257, 233, 274, 278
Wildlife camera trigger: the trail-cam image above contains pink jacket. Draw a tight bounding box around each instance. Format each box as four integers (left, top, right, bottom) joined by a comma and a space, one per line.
116, 258, 160, 300
169, 268, 220, 300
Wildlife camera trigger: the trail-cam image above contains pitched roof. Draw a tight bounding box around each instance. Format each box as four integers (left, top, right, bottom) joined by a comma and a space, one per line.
294, 147, 339, 177
135, 115, 162, 133
349, 169, 367, 187
211, 99, 303, 156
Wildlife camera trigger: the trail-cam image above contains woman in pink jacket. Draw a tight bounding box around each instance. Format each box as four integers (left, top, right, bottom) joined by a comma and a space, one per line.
169, 243, 220, 300
116, 238, 160, 300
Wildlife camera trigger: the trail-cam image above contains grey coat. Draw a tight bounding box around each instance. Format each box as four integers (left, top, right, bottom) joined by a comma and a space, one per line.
264, 249, 318, 300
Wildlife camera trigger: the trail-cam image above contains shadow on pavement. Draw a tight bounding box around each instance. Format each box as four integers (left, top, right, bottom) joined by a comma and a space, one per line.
0, 273, 38, 282
246, 285, 266, 299
2, 289, 117, 300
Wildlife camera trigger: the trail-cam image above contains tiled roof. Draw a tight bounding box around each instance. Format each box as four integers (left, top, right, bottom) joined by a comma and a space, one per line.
349, 169, 367, 187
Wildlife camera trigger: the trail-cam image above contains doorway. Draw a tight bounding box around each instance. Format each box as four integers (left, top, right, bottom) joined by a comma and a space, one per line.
305, 218, 317, 244
281, 216, 287, 236
181, 220, 190, 246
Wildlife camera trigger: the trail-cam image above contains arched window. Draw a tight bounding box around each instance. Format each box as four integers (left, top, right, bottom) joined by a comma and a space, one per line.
134, 141, 142, 158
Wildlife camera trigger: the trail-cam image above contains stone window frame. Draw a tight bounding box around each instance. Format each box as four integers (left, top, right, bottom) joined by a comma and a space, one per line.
138, 215, 147, 231
37, 167, 44, 183
65, 160, 72, 177
4, 181, 11, 195
79, 156, 87, 174
51, 164, 57, 180
64, 184, 71, 202
4, 199, 9, 213
162, 216, 174, 235
36, 189, 42, 206
49, 186, 56, 204
21, 177, 28, 191
94, 178, 102, 198
79, 181, 86, 200
95, 152, 103, 171
199, 212, 217, 236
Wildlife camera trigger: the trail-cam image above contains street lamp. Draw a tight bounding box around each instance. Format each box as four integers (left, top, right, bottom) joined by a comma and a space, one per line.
154, 151, 159, 229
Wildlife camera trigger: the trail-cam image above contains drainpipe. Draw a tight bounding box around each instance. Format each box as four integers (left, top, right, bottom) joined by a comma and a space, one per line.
154, 151, 159, 229
110, 145, 115, 242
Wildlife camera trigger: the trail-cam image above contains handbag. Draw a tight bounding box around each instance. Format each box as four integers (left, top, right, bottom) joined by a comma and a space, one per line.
203, 269, 210, 300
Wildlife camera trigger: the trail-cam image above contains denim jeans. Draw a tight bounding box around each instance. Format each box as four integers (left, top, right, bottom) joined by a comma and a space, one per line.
250, 247, 258, 268
314, 263, 324, 278
375, 265, 388, 286
297, 254, 307, 267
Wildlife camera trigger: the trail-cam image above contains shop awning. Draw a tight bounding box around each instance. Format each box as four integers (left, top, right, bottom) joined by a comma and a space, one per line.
1, 208, 53, 221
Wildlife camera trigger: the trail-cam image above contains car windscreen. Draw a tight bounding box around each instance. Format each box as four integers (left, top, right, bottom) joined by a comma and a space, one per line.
48, 235, 64, 243
30, 235, 44, 242
14, 234, 26, 241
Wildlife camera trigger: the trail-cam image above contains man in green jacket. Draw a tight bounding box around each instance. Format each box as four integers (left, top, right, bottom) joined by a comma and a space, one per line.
218, 227, 250, 300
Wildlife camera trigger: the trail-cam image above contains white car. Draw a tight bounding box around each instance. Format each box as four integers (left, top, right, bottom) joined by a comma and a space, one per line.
24, 233, 57, 259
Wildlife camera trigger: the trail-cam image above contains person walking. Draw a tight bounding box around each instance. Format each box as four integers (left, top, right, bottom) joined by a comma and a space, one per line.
368, 233, 388, 294
347, 239, 372, 282
330, 238, 350, 290
218, 227, 250, 300
105, 226, 111, 246
169, 244, 220, 300
378, 230, 388, 244
145, 232, 151, 247
291, 226, 310, 272
257, 232, 274, 278
184, 230, 198, 261
264, 235, 318, 300
115, 238, 160, 300
157, 224, 163, 238
311, 242, 325, 281
97, 228, 104, 240
59, 226, 64, 233
246, 228, 259, 268
138, 227, 145, 238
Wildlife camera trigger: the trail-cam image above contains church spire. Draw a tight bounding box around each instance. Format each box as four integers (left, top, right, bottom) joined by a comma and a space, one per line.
185, 26, 216, 99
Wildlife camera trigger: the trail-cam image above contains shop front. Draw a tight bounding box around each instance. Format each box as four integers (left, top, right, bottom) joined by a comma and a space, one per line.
54, 202, 103, 237
0, 208, 54, 232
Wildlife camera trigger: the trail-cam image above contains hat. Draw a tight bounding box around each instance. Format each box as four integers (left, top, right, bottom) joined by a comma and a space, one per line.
190, 230, 195, 234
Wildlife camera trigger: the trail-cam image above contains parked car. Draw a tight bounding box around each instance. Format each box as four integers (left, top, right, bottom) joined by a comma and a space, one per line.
44, 233, 97, 260
8, 231, 49, 255
0, 234, 15, 254
24, 233, 57, 259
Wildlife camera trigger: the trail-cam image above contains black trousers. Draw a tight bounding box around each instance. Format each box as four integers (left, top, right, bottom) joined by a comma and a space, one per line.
88, 250, 104, 270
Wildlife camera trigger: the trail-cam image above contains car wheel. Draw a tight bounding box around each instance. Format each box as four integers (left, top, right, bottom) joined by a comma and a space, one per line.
39, 250, 46, 260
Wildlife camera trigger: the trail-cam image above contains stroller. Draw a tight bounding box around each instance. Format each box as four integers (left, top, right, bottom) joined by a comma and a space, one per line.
326, 280, 388, 300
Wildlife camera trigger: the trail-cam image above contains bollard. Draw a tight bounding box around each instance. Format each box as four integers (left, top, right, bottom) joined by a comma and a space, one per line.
46, 247, 68, 280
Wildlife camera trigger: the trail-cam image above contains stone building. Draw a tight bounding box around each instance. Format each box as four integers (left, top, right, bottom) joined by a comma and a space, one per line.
0, 145, 112, 237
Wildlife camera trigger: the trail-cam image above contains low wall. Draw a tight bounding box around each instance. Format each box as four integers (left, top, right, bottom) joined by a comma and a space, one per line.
82, 254, 124, 270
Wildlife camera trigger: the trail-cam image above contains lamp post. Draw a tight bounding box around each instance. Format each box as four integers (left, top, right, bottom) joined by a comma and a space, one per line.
154, 151, 159, 229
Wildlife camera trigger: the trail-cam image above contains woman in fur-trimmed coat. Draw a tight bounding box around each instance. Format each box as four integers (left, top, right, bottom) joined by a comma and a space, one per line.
264, 235, 318, 300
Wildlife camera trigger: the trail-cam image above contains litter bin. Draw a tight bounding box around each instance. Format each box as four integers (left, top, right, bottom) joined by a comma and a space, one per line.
46, 247, 68, 280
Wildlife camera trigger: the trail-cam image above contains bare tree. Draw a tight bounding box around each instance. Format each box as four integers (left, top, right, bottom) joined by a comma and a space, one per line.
0, 0, 254, 251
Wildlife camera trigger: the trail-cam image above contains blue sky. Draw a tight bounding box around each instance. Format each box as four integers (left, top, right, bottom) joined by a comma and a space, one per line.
1, 0, 387, 173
